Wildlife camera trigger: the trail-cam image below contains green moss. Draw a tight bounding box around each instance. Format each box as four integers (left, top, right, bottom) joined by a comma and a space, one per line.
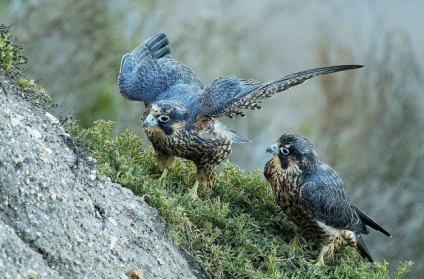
0, 24, 27, 71
0, 25, 51, 107
15, 77, 51, 105
70, 120, 411, 278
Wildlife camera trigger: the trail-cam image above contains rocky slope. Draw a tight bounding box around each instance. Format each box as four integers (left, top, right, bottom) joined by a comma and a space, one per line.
0, 74, 200, 278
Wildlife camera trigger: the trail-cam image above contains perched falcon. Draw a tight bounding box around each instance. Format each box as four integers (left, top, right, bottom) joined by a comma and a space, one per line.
264, 134, 391, 265
118, 33, 363, 198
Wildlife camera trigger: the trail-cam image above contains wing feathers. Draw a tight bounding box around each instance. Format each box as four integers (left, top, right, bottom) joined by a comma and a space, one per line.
198, 65, 363, 119
300, 180, 361, 231
300, 169, 390, 237
118, 33, 203, 103
130, 33, 170, 63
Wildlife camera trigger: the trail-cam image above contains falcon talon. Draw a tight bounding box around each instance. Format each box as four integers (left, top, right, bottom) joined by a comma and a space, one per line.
289, 234, 303, 251
119, 33, 363, 195
264, 134, 391, 266
187, 181, 200, 200
158, 168, 169, 186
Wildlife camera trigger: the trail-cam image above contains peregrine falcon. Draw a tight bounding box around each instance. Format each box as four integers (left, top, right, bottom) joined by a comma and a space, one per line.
118, 33, 363, 198
264, 134, 391, 265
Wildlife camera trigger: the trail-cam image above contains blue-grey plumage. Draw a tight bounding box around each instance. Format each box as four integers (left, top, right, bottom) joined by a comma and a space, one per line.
264, 134, 391, 266
118, 33, 363, 198
119, 33, 363, 123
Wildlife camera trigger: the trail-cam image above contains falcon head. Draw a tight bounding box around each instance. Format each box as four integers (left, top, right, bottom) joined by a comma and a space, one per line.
143, 100, 190, 136
266, 134, 318, 174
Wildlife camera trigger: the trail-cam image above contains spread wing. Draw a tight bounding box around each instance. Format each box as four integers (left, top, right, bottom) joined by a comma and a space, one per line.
299, 164, 368, 234
198, 65, 363, 119
118, 33, 204, 103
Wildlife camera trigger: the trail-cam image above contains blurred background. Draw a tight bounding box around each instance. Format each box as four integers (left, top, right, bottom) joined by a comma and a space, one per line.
2, 0, 423, 277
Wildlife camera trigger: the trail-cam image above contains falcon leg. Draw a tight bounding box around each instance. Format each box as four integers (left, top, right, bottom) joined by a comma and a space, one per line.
158, 168, 168, 186
290, 234, 302, 250
188, 164, 215, 200
289, 226, 303, 250
310, 244, 330, 267
187, 180, 199, 200
155, 152, 174, 186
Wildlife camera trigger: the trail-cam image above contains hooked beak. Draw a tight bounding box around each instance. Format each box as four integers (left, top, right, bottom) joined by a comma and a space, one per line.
143, 114, 158, 127
266, 143, 279, 155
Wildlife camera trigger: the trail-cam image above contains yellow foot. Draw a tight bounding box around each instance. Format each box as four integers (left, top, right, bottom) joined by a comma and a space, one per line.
187, 181, 199, 200
310, 244, 329, 267
272, 236, 285, 244
310, 258, 326, 267
290, 234, 303, 250
158, 168, 168, 186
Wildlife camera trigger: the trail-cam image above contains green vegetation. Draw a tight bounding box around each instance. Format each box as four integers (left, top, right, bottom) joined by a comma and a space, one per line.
69, 119, 411, 278
15, 77, 51, 106
0, 24, 26, 71
0, 24, 51, 107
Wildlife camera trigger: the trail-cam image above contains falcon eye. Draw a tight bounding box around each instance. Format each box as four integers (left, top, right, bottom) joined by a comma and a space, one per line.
158, 115, 170, 123
280, 147, 290, 155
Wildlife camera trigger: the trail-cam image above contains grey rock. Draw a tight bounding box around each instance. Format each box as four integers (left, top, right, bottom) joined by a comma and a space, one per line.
0, 74, 199, 278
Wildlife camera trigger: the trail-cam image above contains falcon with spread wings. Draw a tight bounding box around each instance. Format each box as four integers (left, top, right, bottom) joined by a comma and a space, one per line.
118, 33, 362, 198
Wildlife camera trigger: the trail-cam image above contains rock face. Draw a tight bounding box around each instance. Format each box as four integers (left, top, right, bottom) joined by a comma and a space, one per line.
0, 75, 198, 278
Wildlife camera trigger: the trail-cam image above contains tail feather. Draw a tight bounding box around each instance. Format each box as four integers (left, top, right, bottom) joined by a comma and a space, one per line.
230, 130, 251, 144
355, 234, 374, 262
212, 120, 251, 143
353, 204, 391, 237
